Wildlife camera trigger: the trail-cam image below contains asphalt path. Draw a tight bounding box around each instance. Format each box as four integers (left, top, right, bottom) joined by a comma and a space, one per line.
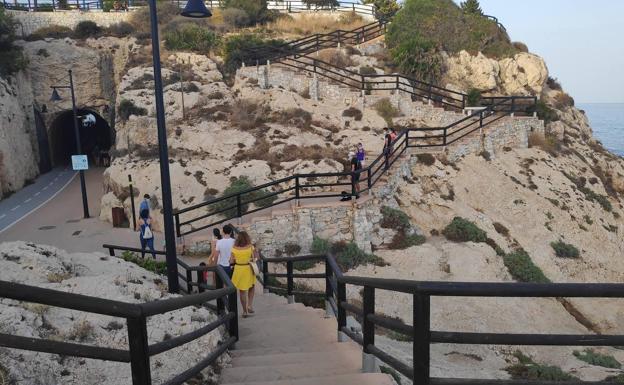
0, 167, 76, 234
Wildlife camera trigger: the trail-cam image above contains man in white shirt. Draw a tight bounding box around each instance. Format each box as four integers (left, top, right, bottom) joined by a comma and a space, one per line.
216, 224, 235, 277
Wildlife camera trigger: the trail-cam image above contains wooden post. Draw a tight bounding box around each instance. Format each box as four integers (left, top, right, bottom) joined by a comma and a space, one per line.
362, 286, 376, 372
413, 293, 430, 384
286, 261, 294, 304
337, 282, 347, 341
228, 288, 239, 341
215, 273, 225, 314
127, 316, 151, 385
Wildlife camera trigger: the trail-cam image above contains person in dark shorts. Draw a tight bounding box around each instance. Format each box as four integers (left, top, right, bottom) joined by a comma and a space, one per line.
350, 151, 362, 199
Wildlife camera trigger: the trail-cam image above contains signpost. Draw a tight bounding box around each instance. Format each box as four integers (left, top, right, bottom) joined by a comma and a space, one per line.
71, 155, 89, 171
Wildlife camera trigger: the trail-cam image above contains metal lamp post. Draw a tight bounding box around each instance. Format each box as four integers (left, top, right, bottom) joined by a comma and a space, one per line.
147, 0, 211, 294
50, 69, 90, 219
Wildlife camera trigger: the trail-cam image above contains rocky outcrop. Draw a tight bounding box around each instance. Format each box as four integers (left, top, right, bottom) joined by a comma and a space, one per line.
443, 51, 549, 95
0, 241, 226, 385
0, 73, 38, 197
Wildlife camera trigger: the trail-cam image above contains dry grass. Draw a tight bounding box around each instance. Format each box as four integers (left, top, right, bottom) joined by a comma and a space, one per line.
46, 271, 72, 283
67, 320, 94, 342
264, 12, 366, 36
318, 48, 354, 68
231, 99, 269, 130
528, 132, 560, 156
553, 92, 575, 109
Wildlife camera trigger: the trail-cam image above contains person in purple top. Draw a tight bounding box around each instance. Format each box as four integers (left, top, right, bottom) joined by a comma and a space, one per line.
356, 143, 366, 166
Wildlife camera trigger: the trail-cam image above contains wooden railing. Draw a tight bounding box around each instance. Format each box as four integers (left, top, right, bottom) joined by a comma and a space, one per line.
261, 253, 624, 385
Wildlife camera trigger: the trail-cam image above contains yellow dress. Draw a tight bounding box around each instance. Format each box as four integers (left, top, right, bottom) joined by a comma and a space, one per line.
231, 246, 256, 291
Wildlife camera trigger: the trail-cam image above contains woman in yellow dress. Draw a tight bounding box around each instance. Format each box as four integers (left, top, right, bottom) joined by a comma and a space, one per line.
230, 231, 258, 318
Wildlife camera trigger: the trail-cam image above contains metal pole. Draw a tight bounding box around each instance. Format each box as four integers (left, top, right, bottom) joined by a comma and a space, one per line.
68, 70, 90, 219
148, 0, 179, 294
129, 174, 137, 231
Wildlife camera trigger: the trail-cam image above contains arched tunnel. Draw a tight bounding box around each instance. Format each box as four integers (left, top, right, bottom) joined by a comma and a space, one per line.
48, 109, 113, 167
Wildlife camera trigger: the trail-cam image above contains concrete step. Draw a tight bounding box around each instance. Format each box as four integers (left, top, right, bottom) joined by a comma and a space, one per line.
231, 349, 362, 367
229, 341, 360, 358
221, 373, 396, 385
220, 356, 361, 383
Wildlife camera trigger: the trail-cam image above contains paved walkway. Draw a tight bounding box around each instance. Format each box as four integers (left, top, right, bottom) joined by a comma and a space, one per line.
0, 167, 141, 253
0, 167, 75, 233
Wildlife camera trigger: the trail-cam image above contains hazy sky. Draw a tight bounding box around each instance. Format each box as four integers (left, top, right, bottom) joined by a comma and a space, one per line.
454, 0, 624, 103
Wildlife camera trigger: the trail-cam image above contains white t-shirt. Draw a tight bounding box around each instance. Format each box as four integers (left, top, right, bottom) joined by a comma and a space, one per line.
216, 238, 235, 267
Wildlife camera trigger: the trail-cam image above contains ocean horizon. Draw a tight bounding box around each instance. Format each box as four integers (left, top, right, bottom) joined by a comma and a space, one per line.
579, 103, 624, 157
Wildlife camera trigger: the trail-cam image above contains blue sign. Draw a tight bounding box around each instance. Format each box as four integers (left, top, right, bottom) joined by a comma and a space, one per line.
71, 155, 89, 171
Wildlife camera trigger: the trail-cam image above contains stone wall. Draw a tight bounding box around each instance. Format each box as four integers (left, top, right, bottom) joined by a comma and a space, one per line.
8, 10, 133, 36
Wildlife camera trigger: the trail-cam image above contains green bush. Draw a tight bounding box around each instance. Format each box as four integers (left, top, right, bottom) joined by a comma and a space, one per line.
74, 20, 102, 38
359, 65, 377, 76
390, 36, 442, 83
311, 237, 331, 255
362, 0, 400, 20
342, 107, 363, 121
0, 8, 28, 76
389, 232, 426, 249
212, 176, 277, 218
380, 206, 411, 231
578, 186, 612, 212
503, 249, 550, 283
106, 21, 135, 37
380, 366, 402, 385
442, 217, 487, 243
605, 374, 624, 383
27, 24, 73, 41
374, 98, 400, 126
102, 0, 114, 12
550, 240, 580, 259
164, 23, 219, 53
460, 0, 482, 14
222, 34, 285, 75
387, 0, 515, 60
223, 0, 276, 25
222, 7, 252, 28
331, 241, 387, 271
531, 100, 559, 124
466, 88, 482, 107
121, 251, 167, 275
416, 153, 436, 166
118, 99, 147, 121
573, 349, 621, 369
283, 243, 301, 256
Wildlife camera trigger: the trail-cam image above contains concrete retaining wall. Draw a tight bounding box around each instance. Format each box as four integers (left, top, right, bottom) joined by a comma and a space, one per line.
9, 9, 132, 36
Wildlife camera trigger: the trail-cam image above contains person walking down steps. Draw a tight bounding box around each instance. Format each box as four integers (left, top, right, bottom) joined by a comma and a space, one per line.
230, 231, 258, 318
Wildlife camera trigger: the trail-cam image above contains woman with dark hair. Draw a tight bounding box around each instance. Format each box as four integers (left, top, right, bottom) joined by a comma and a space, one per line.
138, 209, 156, 259
230, 231, 258, 318
207, 228, 223, 285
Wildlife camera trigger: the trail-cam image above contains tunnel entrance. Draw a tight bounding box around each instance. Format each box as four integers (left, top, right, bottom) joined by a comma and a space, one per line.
49, 109, 112, 167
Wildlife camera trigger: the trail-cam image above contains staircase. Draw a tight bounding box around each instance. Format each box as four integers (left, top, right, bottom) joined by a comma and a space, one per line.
220, 288, 395, 385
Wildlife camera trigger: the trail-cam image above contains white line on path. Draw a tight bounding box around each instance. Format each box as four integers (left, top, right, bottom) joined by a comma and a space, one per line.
34, 191, 41, 196
42, 186, 48, 191
0, 172, 78, 235
0, 214, 5, 220
24, 198, 32, 203
10, 205, 20, 211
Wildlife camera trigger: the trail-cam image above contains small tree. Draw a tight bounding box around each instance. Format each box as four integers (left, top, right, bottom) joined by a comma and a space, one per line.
363, 0, 400, 20
461, 0, 482, 15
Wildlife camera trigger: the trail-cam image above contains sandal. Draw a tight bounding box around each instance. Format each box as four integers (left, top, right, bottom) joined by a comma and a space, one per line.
242, 313, 249, 318
248, 308, 255, 314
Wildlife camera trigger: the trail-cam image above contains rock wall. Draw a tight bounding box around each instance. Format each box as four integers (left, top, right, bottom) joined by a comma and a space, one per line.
8, 9, 133, 36
0, 73, 39, 198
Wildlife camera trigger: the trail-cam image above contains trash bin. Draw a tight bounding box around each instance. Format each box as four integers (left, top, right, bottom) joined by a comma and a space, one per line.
112, 207, 126, 228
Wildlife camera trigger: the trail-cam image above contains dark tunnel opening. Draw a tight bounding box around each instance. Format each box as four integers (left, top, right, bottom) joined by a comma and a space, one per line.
49, 109, 112, 167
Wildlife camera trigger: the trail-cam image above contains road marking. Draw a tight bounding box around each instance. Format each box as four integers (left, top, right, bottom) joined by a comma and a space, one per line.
0, 214, 5, 220
54, 177, 58, 182
24, 198, 32, 203
34, 191, 41, 196
42, 186, 48, 191
0, 172, 78, 234
10, 205, 20, 211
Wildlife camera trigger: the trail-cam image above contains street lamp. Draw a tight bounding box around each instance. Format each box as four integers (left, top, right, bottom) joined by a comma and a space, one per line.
147, 0, 211, 294
50, 69, 90, 220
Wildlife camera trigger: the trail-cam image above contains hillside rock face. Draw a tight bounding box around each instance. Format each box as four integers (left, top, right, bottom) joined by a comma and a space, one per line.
0, 73, 38, 197
443, 51, 549, 95
0, 241, 226, 384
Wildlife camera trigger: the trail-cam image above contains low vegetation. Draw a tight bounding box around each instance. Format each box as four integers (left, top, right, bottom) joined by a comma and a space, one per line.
212, 176, 277, 218
528, 132, 560, 157
374, 98, 400, 126
0, 8, 28, 76
342, 107, 363, 121
442, 217, 487, 243
222, 34, 285, 75
380, 206, 425, 249
310, 237, 387, 271
74, 20, 101, 37
118, 99, 147, 121
416, 153, 436, 166
121, 251, 168, 275
163, 23, 219, 53
264, 11, 366, 35
506, 351, 577, 381
573, 349, 621, 369
466, 88, 482, 107
503, 249, 550, 283
67, 320, 95, 342
550, 240, 580, 259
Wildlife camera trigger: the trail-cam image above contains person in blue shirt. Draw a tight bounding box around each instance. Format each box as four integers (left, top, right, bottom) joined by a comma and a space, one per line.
138, 208, 156, 259
139, 194, 150, 215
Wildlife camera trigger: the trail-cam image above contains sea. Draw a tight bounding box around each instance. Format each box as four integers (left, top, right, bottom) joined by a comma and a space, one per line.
579, 103, 624, 157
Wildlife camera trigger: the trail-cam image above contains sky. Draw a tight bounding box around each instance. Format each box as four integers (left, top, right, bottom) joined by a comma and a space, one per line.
454, 0, 624, 103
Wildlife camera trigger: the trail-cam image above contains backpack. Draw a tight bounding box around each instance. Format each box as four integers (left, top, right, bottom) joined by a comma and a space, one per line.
143, 223, 153, 239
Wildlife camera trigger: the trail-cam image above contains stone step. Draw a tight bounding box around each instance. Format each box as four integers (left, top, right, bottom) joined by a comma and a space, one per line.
220, 356, 361, 383
221, 373, 396, 385
229, 341, 360, 358
231, 349, 362, 367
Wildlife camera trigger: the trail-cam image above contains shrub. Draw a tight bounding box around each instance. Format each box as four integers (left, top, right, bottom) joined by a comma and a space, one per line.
387, 0, 516, 59
506, 352, 577, 381
36, 48, 49, 57
573, 349, 621, 369
359, 65, 377, 76
331, 241, 387, 271
283, 243, 301, 256
164, 24, 219, 53
512, 41, 529, 53
74, 20, 102, 38
27, 24, 73, 41
550, 240, 580, 259
416, 153, 435, 166
118, 99, 147, 121
442, 217, 487, 243
222, 34, 285, 75
67, 320, 94, 342
547, 76, 562, 90
493, 222, 509, 236
553, 92, 575, 109
0, 8, 27, 76
503, 249, 550, 283
531, 100, 559, 124
230, 99, 266, 130
362, 0, 400, 20
222, 7, 251, 27
222, 0, 276, 25
374, 98, 400, 126
310, 237, 331, 255
293, 259, 318, 270
342, 107, 363, 121
120, 250, 167, 275
390, 36, 442, 83
212, 176, 277, 218
102, 0, 114, 12
106, 21, 135, 37
460, 0, 482, 14
274, 107, 312, 128
318, 48, 353, 68
380, 206, 411, 231
466, 88, 481, 107
389, 232, 426, 249
528, 132, 560, 157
